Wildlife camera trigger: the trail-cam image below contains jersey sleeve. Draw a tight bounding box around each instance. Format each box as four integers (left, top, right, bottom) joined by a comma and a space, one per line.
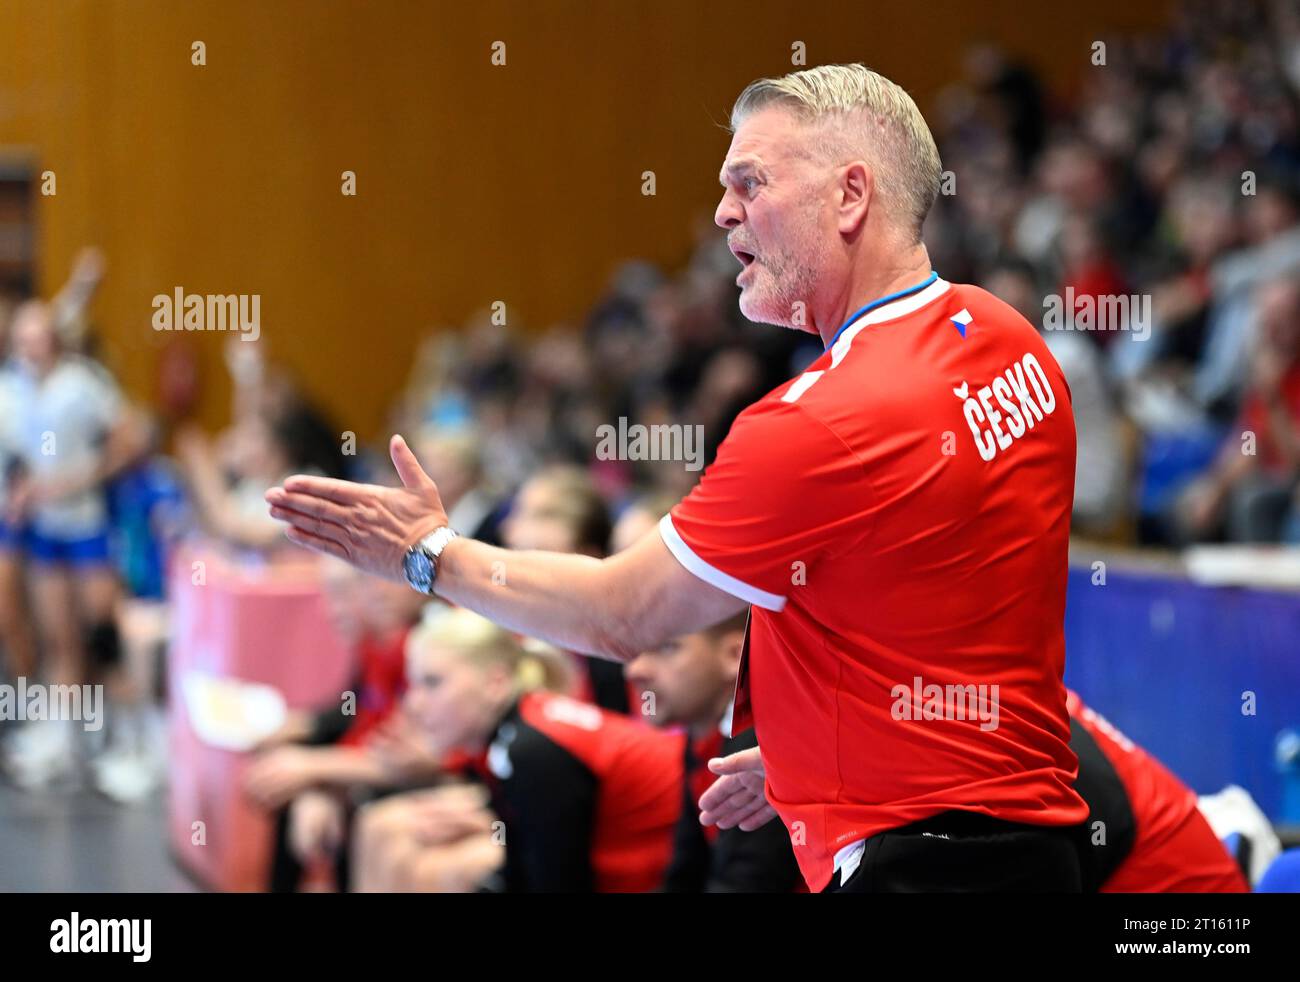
660, 397, 870, 611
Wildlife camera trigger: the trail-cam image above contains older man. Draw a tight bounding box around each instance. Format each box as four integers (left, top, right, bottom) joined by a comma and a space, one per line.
268, 63, 1088, 892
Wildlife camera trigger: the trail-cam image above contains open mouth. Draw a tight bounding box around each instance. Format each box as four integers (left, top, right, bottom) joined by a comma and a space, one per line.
729, 241, 756, 267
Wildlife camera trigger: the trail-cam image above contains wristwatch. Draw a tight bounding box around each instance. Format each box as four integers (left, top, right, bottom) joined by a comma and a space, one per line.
402, 526, 460, 595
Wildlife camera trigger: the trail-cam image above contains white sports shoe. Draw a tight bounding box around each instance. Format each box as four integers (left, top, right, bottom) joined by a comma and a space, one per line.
2, 721, 78, 789
90, 748, 163, 803
88, 705, 168, 803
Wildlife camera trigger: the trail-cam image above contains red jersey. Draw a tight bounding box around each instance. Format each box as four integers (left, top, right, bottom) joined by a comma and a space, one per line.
562, 649, 641, 717
1237, 360, 1300, 476
338, 628, 409, 749
1067, 691, 1248, 893
485, 690, 683, 892
662, 274, 1089, 890
687, 730, 726, 846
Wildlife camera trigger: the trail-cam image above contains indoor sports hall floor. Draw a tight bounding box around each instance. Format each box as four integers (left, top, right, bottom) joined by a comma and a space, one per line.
0, 783, 192, 892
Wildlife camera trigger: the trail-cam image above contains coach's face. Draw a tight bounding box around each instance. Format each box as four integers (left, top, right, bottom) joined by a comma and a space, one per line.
715, 106, 838, 332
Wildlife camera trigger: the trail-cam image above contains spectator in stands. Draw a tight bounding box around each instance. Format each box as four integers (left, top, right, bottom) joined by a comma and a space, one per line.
1190, 176, 1300, 423
1055, 212, 1133, 348
609, 490, 680, 555
410, 426, 502, 543
1176, 275, 1300, 542
500, 464, 634, 713
176, 400, 342, 553
921, 9, 1300, 546
984, 259, 1131, 536
175, 336, 344, 554
625, 612, 802, 892
1110, 176, 1236, 387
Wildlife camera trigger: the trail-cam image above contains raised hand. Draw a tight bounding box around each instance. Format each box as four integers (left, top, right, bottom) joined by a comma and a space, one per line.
265, 434, 450, 581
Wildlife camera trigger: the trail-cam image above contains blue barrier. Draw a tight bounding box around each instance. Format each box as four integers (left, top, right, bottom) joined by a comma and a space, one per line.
1063, 564, 1300, 822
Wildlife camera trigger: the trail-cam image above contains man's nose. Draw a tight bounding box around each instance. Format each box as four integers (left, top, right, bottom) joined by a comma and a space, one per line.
625, 654, 652, 683
715, 191, 743, 230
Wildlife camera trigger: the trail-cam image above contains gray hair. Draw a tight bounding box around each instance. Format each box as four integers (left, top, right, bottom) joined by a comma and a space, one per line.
730, 63, 942, 240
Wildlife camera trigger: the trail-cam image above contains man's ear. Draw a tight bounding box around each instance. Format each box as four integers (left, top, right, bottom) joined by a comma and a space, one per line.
838, 160, 873, 237
718, 630, 746, 684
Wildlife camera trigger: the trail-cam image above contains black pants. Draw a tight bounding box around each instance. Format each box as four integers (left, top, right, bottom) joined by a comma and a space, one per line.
825, 811, 1085, 893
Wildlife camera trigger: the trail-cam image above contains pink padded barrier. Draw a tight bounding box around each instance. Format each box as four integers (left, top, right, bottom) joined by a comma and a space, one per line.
166, 545, 354, 892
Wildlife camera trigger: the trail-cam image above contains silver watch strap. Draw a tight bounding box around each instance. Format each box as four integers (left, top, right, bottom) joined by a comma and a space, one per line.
421, 526, 460, 580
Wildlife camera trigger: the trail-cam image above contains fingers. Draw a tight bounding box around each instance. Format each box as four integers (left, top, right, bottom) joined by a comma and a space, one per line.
699, 781, 759, 821
273, 506, 353, 550
266, 489, 353, 533
700, 789, 766, 829
265, 487, 354, 547
698, 760, 772, 830
706, 745, 764, 776
390, 434, 434, 491
696, 773, 738, 816
704, 791, 774, 831
737, 805, 779, 831
284, 525, 352, 562
697, 770, 761, 818
265, 489, 351, 522
278, 474, 373, 505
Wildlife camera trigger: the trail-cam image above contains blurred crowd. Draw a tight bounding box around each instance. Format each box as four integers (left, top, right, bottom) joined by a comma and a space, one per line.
378, 4, 1300, 549
0, 0, 1295, 892
930, 0, 1300, 544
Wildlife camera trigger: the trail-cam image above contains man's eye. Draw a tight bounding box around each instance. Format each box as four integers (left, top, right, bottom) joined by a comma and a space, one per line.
744, 177, 759, 192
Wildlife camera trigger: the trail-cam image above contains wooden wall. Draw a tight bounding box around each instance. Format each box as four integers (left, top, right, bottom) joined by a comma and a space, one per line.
0, 0, 1173, 438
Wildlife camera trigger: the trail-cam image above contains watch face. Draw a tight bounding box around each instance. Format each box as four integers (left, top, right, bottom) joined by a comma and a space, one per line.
404, 547, 433, 592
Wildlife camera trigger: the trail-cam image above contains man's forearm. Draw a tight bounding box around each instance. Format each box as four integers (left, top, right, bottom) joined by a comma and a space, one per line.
433, 537, 644, 661
267, 439, 746, 654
